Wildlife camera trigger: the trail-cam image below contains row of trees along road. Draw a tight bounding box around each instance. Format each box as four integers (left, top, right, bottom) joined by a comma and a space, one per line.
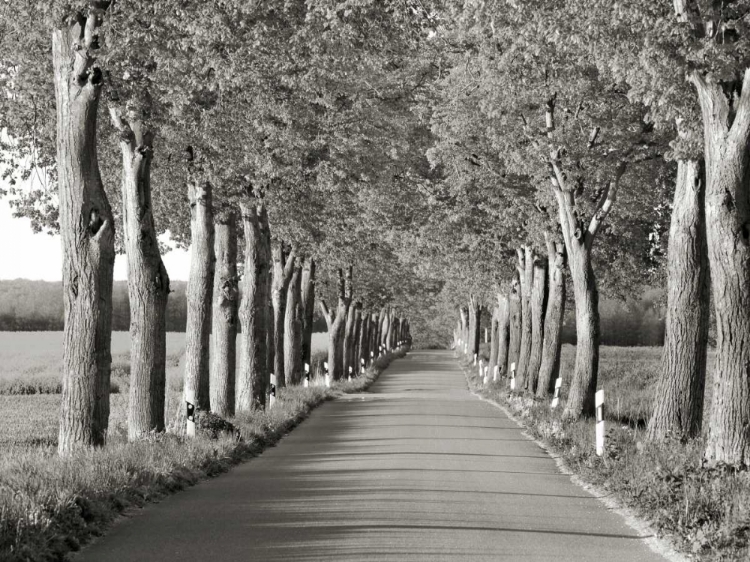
2, 1, 750, 468
0, 0, 423, 454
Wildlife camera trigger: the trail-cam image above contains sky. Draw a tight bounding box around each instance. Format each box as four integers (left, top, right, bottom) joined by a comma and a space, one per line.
0, 198, 191, 281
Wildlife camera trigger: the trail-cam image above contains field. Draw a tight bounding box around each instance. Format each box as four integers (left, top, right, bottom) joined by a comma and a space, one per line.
0, 331, 329, 448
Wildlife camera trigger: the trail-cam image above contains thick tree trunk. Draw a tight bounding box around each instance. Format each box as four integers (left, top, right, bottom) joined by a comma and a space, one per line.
321, 267, 352, 381
562, 244, 600, 420
109, 111, 169, 438
488, 307, 499, 378
358, 312, 369, 372
496, 295, 510, 377
537, 235, 566, 398
342, 301, 357, 378
648, 160, 710, 440
182, 182, 215, 418
53, 11, 116, 454
370, 311, 380, 363
691, 72, 750, 465
526, 260, 547, 393
380, 309, 390, 354
507, 277, 522, 377
271, 242, 296, 388
210, 215, 238, 417
300, 258, 316, 371
459, 307, 468, 355
515, 247, 534, 391
284, 261, 302, 386
237, 201, 270, 412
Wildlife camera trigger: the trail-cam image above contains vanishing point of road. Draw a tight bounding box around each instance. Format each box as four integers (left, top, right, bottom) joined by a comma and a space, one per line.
76, 350, 670, 562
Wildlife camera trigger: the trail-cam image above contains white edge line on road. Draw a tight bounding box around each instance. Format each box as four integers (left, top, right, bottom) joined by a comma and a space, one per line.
470, 390, 690, 562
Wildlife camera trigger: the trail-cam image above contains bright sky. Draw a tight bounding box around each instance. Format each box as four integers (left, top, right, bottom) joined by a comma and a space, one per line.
0, 198, 191, 281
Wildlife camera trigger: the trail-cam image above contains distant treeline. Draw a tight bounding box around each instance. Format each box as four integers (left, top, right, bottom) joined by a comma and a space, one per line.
0, 279, 329, 333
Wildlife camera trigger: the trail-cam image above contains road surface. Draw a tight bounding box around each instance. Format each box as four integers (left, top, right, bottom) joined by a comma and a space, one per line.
77, 350, 668, 561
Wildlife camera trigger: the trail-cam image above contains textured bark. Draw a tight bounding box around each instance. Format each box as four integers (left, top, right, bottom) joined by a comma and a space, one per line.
515, 247, 534, 392
210, 216, 238, 417
386, 311, 395, 351
109, 111, 169, 438
271, 242, 296, 388
370, 311, 380, 363
54, 9, 116, 454
321, 268, 351, 381
380, 309, 390, 353
496, 295, 510, 377
300, 258, 316, 371
488, 307, 500, 377
352, 309, 363, 373
690, 72, 750, 465
284, 261, 302, 386
468, 297, 481, 358
507, 276, 522, 377
537, 235, 566, 398
648, 160, 710, 440
237, 201, 270, 412
358, 312, 370, 371
182, 182, 215, 418
526, 260, 547, 393
459, 307, 468, 354
343, 301, 358, 378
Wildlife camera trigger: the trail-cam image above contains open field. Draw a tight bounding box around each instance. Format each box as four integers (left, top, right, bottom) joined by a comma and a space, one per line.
0, 331, 329, 448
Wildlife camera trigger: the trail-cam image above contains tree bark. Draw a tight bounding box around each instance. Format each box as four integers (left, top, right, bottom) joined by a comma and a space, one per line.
358, 311, 369, 372
271, 242, 296, 388
496, 295, 510, 377
370, 311, 380, 363
690, 71, 750, 465
537, 234, 566, 398
300, 258, 316, 371
54, 8, 116, 454
182, 181, 215, 417
459, 307, 468, 354
237, 200, 270, 412
109, 110, 169, 438
515, 247, 534, 392
488, 306, 499, 378
526, 259, 547, 393
284, 260, 302, 386
507, 278, 522, 378
210, 215, 238, 417
468, 297, 481, 359
320, 267, 351, 381
648, 160, 710, 440
380, 308, 390, 354
343, 302, 357, 378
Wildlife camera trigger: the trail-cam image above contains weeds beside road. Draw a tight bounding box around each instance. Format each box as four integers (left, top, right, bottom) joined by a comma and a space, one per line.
0, 347, 406, 562
461, 348, 749, 562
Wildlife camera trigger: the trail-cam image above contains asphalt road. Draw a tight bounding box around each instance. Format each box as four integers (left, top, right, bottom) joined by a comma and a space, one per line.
76, 350, 668, 562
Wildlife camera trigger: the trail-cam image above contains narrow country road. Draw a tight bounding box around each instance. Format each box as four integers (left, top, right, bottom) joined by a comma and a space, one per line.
77, 351, 668, 562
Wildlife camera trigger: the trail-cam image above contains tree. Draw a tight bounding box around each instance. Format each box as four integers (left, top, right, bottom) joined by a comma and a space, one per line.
320, 267, 352, 381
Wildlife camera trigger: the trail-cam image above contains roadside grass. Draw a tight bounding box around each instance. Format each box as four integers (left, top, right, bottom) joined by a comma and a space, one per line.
0, 332, 329, 395
0, 345, 405, 562
461, 347, 748, 562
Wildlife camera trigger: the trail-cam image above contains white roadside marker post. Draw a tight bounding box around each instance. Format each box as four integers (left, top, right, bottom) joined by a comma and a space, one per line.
370, 350, 374, 366
360, 358, 365, 374
269, 374, 277, 408
478, 359, 483, 379
493, 365, 498, 382
186, 389, 196, 438
551, 377, 562, 408
510, 362, 516, 391
324, 361, 331, 388
473, 353, 477, 366
484, 328, 489, 343
595, 390, 605, 457
464, 342, 468, 355
304, 362, 310, 388
483, 366, 489, 386
348, 366, 352, 382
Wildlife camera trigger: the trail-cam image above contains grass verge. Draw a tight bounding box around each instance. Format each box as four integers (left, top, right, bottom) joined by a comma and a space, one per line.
458, 352, 750, 562
0, 347, 407, 562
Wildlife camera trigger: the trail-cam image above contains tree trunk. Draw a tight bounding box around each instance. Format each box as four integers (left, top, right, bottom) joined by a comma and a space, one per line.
182, 181, 215, 418
370, 311, 380, 363
691, 72, 750, 465
468, 298, 481, 358
507, 277, 522, 377
537, 235, 566, 398
380, 308, 390, 354
496, 295, 510, 377
358, 311, 369, 372
271, 242, 296, 388
459, 307, 468, 354
284, 261, 302, 386
237, 201, 270, 412
53, 10, 116, 454
300, 258, 316, 371
109, 111, 169, 438
526, 260, 547, 393
562, 243, 600, 420
321, 267, 351, 381
343, 302, 357, 378
488, 307, 499, 378
515, 247, 534, 391
210, 215, 238, 418
648, 160, 710, 440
